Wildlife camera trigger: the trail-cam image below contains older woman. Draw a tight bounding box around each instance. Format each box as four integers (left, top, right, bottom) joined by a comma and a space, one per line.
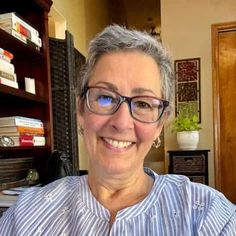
0, 25, 235, 235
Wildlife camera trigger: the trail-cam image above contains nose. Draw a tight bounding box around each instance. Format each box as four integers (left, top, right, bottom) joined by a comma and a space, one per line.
109, 101, 134, 131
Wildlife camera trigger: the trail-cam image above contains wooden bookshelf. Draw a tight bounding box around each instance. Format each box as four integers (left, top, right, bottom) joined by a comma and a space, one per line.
0, 0, 53, 185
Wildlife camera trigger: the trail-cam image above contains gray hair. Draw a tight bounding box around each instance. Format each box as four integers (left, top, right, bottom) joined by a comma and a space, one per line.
79, 24, 174, 112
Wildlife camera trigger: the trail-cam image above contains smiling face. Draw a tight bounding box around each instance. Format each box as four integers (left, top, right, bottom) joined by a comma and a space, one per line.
78, 51, 166, 177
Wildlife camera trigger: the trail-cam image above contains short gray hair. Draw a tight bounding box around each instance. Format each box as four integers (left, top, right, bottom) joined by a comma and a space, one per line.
79, 24, 174, 112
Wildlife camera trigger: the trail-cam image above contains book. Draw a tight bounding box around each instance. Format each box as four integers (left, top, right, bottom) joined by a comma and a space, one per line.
0, 24, 42, 47
0, 126, 44, 135
0, 12, 39, 37
0, 116, 43, 128
0, 76, 18, 89
0, 193, 18, 207
0, 58, 14, 74
0, 48, 14, 62
0, 131, 43, 136
0, 70, 17, 81
7, 135, 45, 147
3, 28, 40, 51
0, 135, 45, 147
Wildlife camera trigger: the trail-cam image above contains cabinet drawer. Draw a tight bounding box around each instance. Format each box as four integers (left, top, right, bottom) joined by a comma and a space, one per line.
187, 175, 205, 184
172, 155, 205, 173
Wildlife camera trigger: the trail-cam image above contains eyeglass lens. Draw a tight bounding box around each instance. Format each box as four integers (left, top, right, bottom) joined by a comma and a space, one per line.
86, 87, 168, 123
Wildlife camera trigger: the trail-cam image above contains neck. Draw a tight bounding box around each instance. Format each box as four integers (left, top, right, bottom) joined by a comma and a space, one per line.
88, 167, 154, 225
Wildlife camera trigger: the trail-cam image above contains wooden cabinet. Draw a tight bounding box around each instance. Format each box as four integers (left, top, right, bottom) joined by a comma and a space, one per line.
168, 150, 210, 185
0, 0, 53, 186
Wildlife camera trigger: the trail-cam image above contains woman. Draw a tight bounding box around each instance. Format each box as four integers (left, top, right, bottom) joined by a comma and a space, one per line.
0, 25, 235, 235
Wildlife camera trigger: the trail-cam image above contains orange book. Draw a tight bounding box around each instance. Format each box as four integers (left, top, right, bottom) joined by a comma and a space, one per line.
0, 126, 44, 135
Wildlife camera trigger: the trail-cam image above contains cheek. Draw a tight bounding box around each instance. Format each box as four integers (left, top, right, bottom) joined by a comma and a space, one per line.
82, 112, 107, 134
135, 124, 159, 143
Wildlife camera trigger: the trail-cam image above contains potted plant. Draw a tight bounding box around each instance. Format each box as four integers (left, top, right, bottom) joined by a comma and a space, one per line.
172, 103, 201, 150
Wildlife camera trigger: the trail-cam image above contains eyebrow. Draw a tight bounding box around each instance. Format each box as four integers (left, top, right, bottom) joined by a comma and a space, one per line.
91, 81, 156, 96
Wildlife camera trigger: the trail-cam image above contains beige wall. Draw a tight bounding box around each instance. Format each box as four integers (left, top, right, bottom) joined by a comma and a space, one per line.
161, 0, 236, 187
51, 0, 109, 56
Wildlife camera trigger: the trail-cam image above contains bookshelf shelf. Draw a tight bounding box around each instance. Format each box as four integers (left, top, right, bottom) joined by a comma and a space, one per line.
0, 0, 53, 187
0, 84, 48, 103
0, 29, 43, 58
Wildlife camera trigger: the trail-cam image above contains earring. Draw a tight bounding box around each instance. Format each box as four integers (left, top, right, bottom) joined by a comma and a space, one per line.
152, 137, 161, 149
78, 125, 84, 136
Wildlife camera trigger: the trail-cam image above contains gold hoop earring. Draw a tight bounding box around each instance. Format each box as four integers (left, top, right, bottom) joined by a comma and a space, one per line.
152, 137, 161, 149
78, 126, 84, 136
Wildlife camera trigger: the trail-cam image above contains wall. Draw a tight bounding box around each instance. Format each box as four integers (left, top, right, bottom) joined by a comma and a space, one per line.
50, 0, 109, 56
161, 0, 236, 187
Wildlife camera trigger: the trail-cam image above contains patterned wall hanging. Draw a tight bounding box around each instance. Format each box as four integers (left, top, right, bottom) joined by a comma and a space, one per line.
174, 58, 201, 122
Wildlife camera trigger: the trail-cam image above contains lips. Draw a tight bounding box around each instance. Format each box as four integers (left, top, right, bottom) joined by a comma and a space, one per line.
103, 137, 133, 149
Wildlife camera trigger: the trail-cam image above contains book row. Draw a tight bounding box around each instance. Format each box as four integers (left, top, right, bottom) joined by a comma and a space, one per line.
0, 116, 45, 147
0, 12, 42, 50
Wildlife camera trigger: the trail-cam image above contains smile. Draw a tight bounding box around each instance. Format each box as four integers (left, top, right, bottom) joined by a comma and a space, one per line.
103, 138, 133, 149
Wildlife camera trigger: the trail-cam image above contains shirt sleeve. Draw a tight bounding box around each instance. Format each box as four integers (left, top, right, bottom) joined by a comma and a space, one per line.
0, 205, 16, 236
198, 192, 236, 235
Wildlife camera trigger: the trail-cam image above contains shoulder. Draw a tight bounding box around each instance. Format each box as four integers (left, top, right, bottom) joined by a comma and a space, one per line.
160, 174, 236, 234
18, 175, 86, 202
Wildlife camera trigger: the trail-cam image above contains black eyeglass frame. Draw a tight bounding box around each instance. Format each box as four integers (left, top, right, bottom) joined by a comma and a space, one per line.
84, 86, 169, 123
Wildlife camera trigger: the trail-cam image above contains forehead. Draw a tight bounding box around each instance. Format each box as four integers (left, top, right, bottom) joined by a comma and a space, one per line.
89, 51, 161, 96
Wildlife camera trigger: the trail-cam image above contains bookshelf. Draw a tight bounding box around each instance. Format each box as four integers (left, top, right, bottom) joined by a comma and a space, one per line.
0, 0, 53, 186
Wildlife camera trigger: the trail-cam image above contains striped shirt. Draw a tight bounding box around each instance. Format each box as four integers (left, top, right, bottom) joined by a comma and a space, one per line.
0, 168, 235, 235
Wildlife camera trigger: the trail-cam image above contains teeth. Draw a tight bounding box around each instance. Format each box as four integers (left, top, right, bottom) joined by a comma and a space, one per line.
104, 138, 132, 148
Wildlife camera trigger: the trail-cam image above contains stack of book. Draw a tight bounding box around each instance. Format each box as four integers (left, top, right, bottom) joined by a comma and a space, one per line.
0, 116, 46, 146
0, 12, 42, 51
0, 47, 18, 89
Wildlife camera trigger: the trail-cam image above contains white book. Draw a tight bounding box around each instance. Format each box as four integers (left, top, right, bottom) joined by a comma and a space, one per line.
0, 70, 16, 81
0, 116, 43, 128
3, 28, 27, 44
0, 58, 14, 74
0, 47, 13, 59
33, 136, 46, 146
3, 28, 40, 51
0, 12, 39, 37
0, 194, 18, 207
0, 54, 11, 63
0, 76, 18, 88
0, 23, 42, 47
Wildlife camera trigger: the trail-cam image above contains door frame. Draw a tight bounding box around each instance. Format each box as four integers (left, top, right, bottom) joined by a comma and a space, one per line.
211, 21, 236, 190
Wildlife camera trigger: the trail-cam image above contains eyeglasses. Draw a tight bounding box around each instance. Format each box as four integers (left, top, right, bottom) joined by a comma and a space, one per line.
84, 86, 169, 123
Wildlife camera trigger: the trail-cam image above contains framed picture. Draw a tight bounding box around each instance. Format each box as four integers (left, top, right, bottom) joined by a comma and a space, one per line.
174, 58, 201, 122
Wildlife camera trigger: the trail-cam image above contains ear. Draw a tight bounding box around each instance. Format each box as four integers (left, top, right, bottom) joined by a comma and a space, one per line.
77, 96, 85, 127
154, 111, 168, 140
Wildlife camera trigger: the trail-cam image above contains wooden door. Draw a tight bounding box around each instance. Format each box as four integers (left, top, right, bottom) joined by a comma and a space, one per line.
212, 21, 236, 203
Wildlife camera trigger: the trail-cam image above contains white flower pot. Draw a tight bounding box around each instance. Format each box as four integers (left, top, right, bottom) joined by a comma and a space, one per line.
177, 131, 199, 150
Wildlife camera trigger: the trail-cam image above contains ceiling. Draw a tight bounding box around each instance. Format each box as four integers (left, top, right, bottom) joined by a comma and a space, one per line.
109, 0, 161, 31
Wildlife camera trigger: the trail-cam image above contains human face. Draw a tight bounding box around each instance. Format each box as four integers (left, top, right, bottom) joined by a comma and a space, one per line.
78, 51, 165, 176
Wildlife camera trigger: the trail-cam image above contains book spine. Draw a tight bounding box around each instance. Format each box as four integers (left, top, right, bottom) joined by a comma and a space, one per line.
16, 126, 44, 135
0, 77, 18, 88
10, 135, 45, 146
0, 47, 13, 60
0, 54, 11, 63
33, 136, 46, 146
0, 70, 16, 81
0, 58, 14, 74
0, 12, 39, 37
14, 118, 43, 128
3, 28, 27, 44
0, 22, 42, 47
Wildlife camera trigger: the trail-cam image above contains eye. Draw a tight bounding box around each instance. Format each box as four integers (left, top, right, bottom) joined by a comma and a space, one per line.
134, 100, 152, 109
97, 95, 116, 106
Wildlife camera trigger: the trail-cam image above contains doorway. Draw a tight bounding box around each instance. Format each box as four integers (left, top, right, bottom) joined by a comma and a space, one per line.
212, 21, 236, 203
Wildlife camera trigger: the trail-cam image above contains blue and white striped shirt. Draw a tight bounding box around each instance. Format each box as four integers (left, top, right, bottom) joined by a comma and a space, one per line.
0, 169, 235, 235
